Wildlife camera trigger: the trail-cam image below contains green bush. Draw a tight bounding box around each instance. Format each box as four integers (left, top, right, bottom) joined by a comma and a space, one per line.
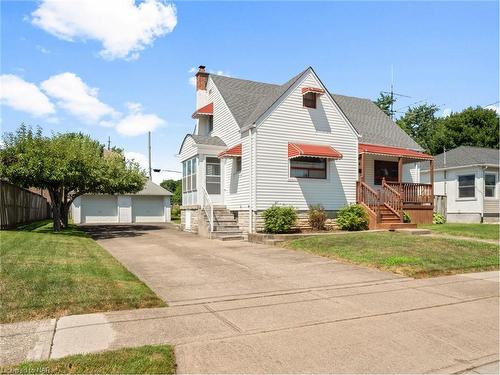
262, 205, 297, 233
171, 204, 180, 218
336, 204, 369, 231
308, 204, 327, 230
433, 212, 446, 224
403, 211, 411, 223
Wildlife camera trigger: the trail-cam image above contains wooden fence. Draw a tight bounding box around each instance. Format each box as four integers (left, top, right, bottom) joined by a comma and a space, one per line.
0, 181, 51, 229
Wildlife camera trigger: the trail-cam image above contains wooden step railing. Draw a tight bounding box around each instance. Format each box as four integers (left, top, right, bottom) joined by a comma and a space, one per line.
382, 179, 403, 221
357, 181, 380, 220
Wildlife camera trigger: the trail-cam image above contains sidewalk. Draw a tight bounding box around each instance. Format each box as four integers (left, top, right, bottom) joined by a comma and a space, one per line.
1, 271, 498, 373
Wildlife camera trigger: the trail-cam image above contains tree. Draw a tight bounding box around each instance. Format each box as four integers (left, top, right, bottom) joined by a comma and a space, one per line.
396, 103, 442, 154
373, 92, 396, 117
433, 107, 499, 153
1, 125, 146, 231
160, 179, 181, 205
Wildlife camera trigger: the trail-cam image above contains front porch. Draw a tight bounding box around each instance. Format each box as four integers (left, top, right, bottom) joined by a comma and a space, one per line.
357, 144, 435, 228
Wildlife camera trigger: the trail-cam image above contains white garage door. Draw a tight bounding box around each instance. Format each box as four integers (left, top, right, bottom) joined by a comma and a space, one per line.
132, 196, 164, 223
82, 196, 118, 223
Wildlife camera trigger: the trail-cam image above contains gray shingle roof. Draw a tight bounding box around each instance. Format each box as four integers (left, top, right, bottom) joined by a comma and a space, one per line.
189, 134, 226, 146
209, 69, 423, 150
133, 180, 172, 196
211, 69, 308, 130
331, 94, 423, 151
430, 146, 499, 169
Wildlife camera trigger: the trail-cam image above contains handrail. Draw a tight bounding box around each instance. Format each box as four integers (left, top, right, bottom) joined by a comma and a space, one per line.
200, 186, 214, 232
357, 181, 380, 220
382, 179, 402, 220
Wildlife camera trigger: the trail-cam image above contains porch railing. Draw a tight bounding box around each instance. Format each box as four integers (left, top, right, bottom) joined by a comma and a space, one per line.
382, 179, 403, 220
200, 186, 214, 232
386, 182, 433, 205
357, 181, 380, 220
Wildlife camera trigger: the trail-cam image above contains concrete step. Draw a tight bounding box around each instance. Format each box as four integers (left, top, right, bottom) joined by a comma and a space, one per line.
213, 226, 241, 232
211, 230, 244, 238
217, 235, 245, 241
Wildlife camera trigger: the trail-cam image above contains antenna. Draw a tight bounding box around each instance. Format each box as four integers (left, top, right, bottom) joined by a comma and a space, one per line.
107, 136, 111, 151
148, 131, 152, 181
381, 65, 411, 119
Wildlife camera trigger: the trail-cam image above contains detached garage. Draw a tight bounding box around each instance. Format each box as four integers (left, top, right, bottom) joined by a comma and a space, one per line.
72, 180, 172, 224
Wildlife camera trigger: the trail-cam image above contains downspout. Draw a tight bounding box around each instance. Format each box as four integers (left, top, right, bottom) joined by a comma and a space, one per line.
248, 127, 253, 233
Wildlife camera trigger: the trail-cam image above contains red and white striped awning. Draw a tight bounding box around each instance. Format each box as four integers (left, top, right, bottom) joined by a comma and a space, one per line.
288, 143, 342, 159
218, 143, 242, 158
358, 143, 433, 160
301, 87, 325, 95
191, 102, 213, 119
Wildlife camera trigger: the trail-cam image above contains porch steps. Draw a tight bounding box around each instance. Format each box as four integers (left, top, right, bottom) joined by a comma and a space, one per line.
207, 207, 244, 241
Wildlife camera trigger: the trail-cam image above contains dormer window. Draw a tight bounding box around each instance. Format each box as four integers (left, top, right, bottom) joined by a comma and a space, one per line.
303, 92, 317, 109
301, 87, 325, 109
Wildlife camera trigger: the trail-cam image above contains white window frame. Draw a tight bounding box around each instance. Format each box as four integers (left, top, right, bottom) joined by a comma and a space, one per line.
182, 157, 197, 193
457, 173, 476, 200
288, 157, 329, 181
205, 156, 221, 195
484, 172, 498, 199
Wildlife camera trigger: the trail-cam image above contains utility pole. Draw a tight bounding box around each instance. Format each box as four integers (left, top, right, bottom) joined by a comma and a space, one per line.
107, 136, 111, 151
148, 131, 152, 181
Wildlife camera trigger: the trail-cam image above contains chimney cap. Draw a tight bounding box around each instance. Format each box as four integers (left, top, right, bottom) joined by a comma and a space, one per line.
198, 65, 206, 71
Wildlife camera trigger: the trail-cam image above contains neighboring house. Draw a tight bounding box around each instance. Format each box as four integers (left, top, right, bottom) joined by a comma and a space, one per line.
421, 146, 499, 223
179, 66, 435, 236
72, 180, 172, 224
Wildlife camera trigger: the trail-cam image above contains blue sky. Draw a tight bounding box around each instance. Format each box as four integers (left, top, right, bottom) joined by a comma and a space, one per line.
1, 1, 498, 183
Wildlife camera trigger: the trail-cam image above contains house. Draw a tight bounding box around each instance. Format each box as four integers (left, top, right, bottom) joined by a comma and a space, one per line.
179, 66, 434, 237
420, 146, 499, 223
72, 180, 172, 224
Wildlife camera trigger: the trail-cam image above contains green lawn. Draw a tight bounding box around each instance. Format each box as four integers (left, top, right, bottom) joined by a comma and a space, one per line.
419, 223, 499, 241
0, 345, 175, 374
0, 221, 165, 323
284, 232, 499, 278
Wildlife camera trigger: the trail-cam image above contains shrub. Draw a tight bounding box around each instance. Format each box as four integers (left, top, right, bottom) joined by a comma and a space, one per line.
433, 212, 446, 224
308, 204, 327, 230
171, 204, 180, 218
262, 205, 297, 233
336, 204, 369, 231
403, 211, 411, 223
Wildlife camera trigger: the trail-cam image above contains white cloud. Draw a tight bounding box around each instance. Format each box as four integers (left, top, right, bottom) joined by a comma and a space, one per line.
486, 105, 500, 115
41, 72, 118, 123
441, 108, 452, 117
188, 67, 231, 86
116, 111, 165, 136
0, 74, 55, 116
35, 45, 50, 54
124, 151, 149, 169
31, 0, 177, 60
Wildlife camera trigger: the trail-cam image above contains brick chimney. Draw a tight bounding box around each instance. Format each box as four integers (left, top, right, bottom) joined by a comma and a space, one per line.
195, 65, 209, 91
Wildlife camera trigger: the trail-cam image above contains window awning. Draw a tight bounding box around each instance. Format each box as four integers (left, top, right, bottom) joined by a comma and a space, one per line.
301, 87, 325, 95
358, 143, 433, 160
218, 143, 242, 158
288, 143, 343, 159
191, 102, 213, 119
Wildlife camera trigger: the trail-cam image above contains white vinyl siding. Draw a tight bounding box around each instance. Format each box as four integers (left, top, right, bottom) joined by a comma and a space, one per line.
255, 72, 358, 211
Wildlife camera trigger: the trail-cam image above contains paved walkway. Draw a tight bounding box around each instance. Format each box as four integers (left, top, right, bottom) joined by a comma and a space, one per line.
1, 225, 498, 373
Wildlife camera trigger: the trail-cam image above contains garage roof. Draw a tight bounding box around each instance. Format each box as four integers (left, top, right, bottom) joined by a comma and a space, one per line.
132, 180, 173, 196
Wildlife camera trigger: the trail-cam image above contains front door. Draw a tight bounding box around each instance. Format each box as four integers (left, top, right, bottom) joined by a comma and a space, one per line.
206, 157, 223, 204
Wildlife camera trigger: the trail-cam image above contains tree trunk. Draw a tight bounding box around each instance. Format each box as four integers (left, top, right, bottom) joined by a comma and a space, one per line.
52, 202, 62, 232
61, 202, 71, 228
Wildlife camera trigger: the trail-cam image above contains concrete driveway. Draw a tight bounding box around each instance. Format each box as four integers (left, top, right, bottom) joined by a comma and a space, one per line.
82, 224, 499, 373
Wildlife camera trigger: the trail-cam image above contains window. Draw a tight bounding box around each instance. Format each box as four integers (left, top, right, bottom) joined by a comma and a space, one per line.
303, 92, 317, 109
290, 157, 327, 179
235, 157, 242, 173
458, 174, 475, 198
374, 160, 398, 185
208, 116, 213, 134
206, 157, 221, 194
485, 173, 497, 198
182, 157, 197, 193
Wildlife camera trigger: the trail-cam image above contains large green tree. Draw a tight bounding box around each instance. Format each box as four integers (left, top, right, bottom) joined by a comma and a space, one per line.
396, 103, 442, 154
1, 125, 146, 231
160, 179, 181, 205
373, 92, 396, 117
